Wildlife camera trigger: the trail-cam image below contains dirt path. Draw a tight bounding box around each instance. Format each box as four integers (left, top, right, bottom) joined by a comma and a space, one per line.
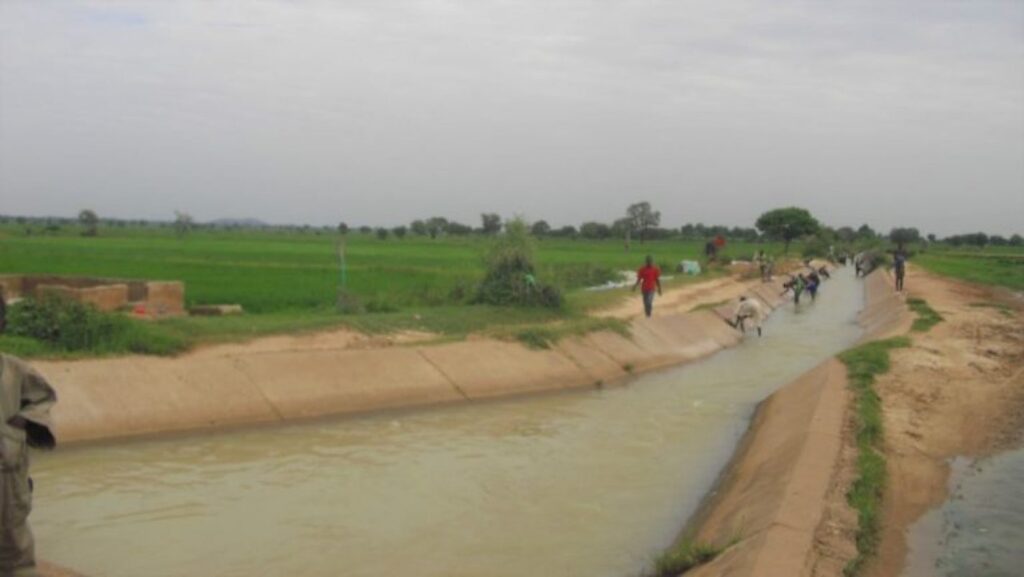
866, 267, 1024, 576
598, 275, 752, 319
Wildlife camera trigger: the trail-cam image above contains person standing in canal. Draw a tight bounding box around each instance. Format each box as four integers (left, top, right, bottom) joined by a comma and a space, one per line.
729, 296, 765, 337
1, 354, 57, 577
632, 255, 662, 318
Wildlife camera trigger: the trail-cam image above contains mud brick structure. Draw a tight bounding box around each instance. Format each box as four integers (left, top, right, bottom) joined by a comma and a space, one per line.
0, 274, 185, 318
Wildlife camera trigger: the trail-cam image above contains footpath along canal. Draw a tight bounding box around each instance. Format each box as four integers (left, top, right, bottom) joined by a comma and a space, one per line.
33, 271, 864, 577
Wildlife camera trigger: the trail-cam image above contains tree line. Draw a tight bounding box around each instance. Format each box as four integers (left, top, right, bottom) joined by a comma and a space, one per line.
2, 206, 1021, 249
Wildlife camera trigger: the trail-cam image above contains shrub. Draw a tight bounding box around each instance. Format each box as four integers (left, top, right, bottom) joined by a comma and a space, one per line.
6, 296, 186, 355
474, 218, 563, 309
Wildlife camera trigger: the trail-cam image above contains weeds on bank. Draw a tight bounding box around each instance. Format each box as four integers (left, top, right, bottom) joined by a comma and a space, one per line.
969, 301, 1015, 318
688, 298, 730, 313
650, 540, 725, 576
3, 296, 188, 357
503, 317, 630, 350
838, 336, 912, 577
906, 298, 943, 332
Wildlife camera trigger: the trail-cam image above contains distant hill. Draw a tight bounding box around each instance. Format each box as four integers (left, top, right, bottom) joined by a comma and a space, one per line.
208, 218, 269, 228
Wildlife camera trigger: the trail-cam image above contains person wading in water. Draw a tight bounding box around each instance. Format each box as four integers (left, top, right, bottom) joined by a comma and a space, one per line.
728, 296, 765, 336
632, 255, 662, 318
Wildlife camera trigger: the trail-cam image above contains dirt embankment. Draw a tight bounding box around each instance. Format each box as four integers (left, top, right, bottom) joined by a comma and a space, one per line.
33, 273, 795, 445
865, 268, 1024, 577
685, 266, 1024, 577
684, 268, 912, 577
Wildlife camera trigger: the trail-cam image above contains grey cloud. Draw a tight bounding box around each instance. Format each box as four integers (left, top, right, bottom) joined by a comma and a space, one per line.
1, 0, 1021, 235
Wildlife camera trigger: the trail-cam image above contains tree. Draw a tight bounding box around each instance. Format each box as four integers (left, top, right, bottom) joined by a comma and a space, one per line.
376, 227, 389, 240
926, 233, 937, 243
580, 222, 611, 239
550, 225, 577, 238
531, 220, 551, 237
1009, 234, 1023, 247
481, 213, 502, 235
835, 226, 856, 243
625, 202, 661, 243
446, 221, 473, 235
392, 225, 407, 239
856, 224, 876, 240
889, 227, 920, 250
337, 222, 349, 235
410, 220, 428, 236
426, 217, 448, 239
174, 211, 194, 237
755, 207, 820, 253
78, 209, 99, 237
358, 225, 373, 234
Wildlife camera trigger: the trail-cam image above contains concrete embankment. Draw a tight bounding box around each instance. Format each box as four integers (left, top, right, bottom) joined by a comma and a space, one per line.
684, 268, 911, 577
36, 275, 796, 444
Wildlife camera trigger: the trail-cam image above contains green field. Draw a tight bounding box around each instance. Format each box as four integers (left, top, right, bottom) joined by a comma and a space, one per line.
914, 248, 1024, 291
0, 226, 774, 356
0, 227, 769, 312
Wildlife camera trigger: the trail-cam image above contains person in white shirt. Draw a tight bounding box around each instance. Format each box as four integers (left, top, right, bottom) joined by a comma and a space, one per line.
729, 296, 765, 337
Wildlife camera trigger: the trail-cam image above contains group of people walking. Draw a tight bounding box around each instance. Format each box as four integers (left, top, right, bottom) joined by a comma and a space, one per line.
633, 253, 844, 339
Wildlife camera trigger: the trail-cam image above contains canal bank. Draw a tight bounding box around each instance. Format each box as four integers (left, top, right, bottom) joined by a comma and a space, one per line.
681, 268, 911, 577
34, 272, 803, 444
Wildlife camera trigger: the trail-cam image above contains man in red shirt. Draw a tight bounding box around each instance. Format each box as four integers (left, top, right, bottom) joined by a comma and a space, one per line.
632, 255, 663, 318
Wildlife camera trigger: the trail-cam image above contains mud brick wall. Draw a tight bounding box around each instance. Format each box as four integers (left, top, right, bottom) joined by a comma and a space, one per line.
142, 282, 185, 316
37, 284, 130, 312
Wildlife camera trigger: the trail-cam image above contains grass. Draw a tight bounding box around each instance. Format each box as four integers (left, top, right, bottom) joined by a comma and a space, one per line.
650, 540, 727, 576
497, 317, 631, 350
0, 225, 775, 358
837, 336, 912, 577
0, 226, 772, 312
689, 298, 730, 313
906, 298, 943, 332
914, 249, 1024, 290
969, 301, 1015, 317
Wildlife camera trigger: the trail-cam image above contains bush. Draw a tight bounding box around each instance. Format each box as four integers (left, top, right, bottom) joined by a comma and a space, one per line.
6, 296, 186, 355
802, 234, 833, 259
474, 218, 563, 309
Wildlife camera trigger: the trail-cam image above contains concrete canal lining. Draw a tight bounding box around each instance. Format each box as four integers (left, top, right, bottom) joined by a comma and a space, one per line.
36, 275, 798, 444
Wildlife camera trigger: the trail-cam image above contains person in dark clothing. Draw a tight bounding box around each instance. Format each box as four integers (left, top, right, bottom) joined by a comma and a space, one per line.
806, 271, 821, 302
893, 250, 907, 292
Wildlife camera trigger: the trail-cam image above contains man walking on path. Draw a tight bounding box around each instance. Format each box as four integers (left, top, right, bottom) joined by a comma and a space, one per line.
1, 354, 57, 577
893, 250, 907, 292
632, 255, 662, 318
729, 296, 765, 336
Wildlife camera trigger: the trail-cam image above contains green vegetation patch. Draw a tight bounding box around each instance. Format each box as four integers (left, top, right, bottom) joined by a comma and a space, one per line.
838, 336, 912, 577
497, 316, 630, 350
650, 540, 726, 577
5, 296, 188, 357
906, 298, 943, 333
914, 251, 1024, 290
969, 301, 1015, 318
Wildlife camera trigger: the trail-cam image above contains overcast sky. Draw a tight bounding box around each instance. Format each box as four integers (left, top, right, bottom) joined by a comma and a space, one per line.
1, 1, 1022, 236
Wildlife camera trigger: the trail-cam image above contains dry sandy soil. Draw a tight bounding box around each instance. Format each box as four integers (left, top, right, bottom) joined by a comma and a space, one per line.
865, 268, 1024, 577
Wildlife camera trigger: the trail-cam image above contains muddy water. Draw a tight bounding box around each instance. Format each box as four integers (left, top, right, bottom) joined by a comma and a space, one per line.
905, 449, 1024, 577
32, 271, 863, 577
